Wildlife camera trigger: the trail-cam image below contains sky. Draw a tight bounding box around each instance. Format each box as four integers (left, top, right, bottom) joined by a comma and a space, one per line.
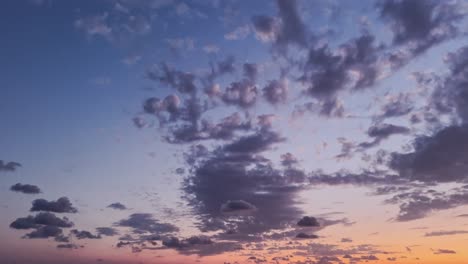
1, 0, 468, 263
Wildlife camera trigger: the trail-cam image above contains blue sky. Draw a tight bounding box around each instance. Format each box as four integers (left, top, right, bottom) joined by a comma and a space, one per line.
2, 1, 468, 263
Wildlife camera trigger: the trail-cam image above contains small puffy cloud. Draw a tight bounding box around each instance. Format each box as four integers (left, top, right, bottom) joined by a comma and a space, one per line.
252, 15, 278, 42
220, 200, 257, 214
71, 229, 101, 239
0, 160, 21, 172
222, 80, 258, 108
263, 79, 288, 105
361, 255, 379, 261
30, 197, 78, 213
57, 243, 80, 249
257, 114, 276, 128
10, 212, 74, 229
162, 236, 181, 248
297, 216, 320, 227
10, 183, 41, 194
107, 202, 128, 210
281, 152, 298, 167
296, 233, 319, 239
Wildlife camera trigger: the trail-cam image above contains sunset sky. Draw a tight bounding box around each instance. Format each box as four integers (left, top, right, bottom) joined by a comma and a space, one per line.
2, 0, 468, 263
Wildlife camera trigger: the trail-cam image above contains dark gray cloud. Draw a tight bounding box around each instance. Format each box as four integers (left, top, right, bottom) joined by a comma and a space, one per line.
213, 56, 236, 78
307, 170, 405, 186
57, 243, 80, 249
183, 129, 306, 238
166, 112, 252, 143
367, 123, 410, 139
390, 125, 468, 183
220, 200, 257, 214
373, 185, 412, 195
376, 93, 414, 121
297, 34, 383, 116
24, 225, 63, 239
275, 0, 308, 48
262, 79, 288, 105
71, 229, 101, 239
385, 187, 468, 221
389, 46, 468, 184
0, 160, 21, 172
96, 227, 119, 236
147, 63, 196, 94
424, 230, 468, 237
10, 212, 74, 229
251, 15, 277, 42
361, 255, 379, 261
281, 152, 298, 167
10, 183, 41, 194
162, 235, 213, 249
296, 232, 319, 239
252, 0, 309, 51
116, 213, 179, 235
431, 46, 468, 122
293, 99, 345, 119
378, 0, 465, 55
297, 216, 320, 227
132, 116, 147, 129
302, 34, 381, 96
143, 95, 181, 119
107, 202, 127, 210
243, 63, 258, 82
223, 130, 285, 154
30, 197, 78, 213
221, 79, 258, 108
359, 123, 410, 149
433, 249, 456, 254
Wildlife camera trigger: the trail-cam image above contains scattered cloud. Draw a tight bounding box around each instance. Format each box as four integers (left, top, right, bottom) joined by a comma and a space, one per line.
10, 183, 41, 194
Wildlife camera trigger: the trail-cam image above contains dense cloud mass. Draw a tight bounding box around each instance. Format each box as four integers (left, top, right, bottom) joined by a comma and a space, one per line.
182, 129, 308, 237
30, 197, 78, 213
378, 0, 464, 55
390, 125, 468, 183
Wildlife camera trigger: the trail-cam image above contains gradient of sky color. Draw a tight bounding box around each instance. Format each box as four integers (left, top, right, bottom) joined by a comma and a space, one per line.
2, 0, 468, 264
